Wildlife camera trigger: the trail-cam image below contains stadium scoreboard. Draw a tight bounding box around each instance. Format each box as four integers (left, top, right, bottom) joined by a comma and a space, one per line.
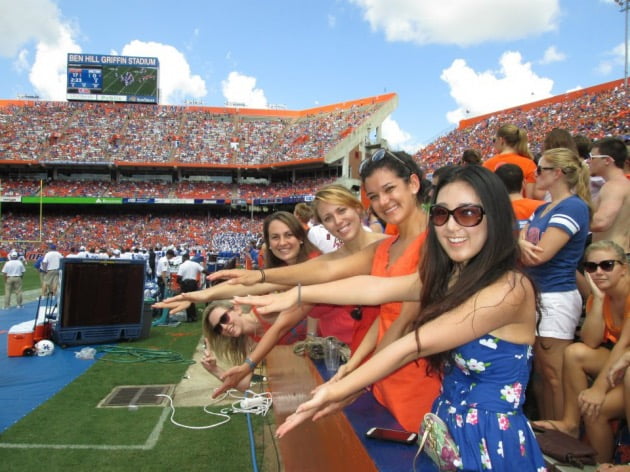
67, 53, 159, 104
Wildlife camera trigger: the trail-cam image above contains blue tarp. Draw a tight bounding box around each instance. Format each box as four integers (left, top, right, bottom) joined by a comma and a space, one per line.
0, 301, 97, 433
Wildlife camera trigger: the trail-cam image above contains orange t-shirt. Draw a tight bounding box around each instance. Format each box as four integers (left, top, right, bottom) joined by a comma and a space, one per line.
512, 198, 544, 229
585, 293, 630, 345
483, 153, 537, 184
370, 233, 441, 431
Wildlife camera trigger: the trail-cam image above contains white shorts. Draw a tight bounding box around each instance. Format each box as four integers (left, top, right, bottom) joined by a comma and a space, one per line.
537, 289, 582, 340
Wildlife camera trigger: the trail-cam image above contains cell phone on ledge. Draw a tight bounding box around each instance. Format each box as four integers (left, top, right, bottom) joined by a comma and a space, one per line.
365, 427, 419, 445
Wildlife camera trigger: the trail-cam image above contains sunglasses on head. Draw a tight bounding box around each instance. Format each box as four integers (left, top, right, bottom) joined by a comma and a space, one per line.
429, 204, 485, 227
359, 148, 412, 176
212, 311, 231, 335
584, 260, 624, 273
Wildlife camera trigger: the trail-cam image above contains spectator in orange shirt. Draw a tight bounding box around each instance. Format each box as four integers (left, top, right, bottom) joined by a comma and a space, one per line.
483, 124, 537, 198
495, 163, 544, 230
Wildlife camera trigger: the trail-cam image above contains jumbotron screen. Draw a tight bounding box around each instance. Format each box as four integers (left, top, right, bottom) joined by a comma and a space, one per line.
66, 53, 159, 104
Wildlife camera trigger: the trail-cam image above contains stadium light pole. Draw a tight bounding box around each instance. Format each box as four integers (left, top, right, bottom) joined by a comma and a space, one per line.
616, 0, 629, 88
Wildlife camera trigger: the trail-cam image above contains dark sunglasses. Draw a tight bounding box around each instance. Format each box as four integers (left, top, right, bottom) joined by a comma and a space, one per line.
212, 311, 231, 335
429, 204, 485, 227
536, 166, 556, 175
584, 260, 624, 273
350, 306, 363, 321
359, 148, 412, 176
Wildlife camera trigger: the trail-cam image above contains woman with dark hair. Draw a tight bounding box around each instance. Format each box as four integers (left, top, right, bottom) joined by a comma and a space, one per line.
154, 211, 318, 395
461, 148, 482, 166
239, 166, 546, 471
210, 148, 442, 432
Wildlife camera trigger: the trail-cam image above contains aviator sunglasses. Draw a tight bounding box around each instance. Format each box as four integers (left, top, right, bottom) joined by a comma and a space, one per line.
583, 260, 624, 273
429, 204, 485, 227
359, 148, 412, 175
212, 311, 231, 335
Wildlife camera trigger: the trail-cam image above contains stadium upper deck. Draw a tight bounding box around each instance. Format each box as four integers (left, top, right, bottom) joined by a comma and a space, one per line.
0, 93, 396, 168
415, 78, 629, 171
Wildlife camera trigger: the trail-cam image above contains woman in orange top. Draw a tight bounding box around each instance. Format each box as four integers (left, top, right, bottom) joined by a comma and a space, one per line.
211, 148, 442, 431
483, 123, 538, 198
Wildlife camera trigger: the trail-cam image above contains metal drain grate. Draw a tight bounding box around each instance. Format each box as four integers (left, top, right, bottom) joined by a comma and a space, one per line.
98, 384, 175, 408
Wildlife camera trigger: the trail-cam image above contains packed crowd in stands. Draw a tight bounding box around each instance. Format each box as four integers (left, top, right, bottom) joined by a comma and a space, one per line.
0, 100, 377, 165
0, 176, 337, 199
415, 84, 628, 171
1, 212, 263, 257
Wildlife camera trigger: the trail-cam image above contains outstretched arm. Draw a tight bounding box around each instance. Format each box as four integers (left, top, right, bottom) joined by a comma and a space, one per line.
153, 281, 289, 314
276, 272, 535, 436
210, 242, 380, 286
212, 303, 313, 398
234, 273, 421, 315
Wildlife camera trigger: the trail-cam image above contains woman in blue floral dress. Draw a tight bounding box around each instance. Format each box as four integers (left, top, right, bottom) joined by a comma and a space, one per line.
240, 166, 547, 471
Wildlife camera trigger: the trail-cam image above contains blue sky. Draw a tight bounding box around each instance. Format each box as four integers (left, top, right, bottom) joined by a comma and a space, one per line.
0, 0, 627, 153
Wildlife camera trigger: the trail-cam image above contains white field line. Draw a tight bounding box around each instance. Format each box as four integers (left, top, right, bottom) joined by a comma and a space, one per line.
0, 407, 169, 450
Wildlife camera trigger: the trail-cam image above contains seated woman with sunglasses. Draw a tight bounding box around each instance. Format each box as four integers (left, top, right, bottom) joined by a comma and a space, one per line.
200, 300, 307, 392
532, 240, 630, 463
519, 147, 591, 422
237, 166, 547, 470
209, 149, 441, 433
155, 211, 318, 396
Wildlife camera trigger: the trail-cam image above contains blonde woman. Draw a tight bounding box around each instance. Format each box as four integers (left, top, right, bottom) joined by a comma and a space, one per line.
483, 123, 538, 198
520, 147, 592, 420
533, 241, 630, 463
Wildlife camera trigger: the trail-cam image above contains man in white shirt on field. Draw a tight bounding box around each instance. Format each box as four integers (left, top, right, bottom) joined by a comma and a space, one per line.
2, 252, 26, 309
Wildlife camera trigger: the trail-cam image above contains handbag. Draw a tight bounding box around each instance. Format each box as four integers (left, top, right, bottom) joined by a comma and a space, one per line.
414, 412, 462, 471
534, 427, 597, 468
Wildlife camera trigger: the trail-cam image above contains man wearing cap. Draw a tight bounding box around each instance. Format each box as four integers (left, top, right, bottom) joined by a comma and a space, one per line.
41, 244, 63, 296
2, 252, 26, 309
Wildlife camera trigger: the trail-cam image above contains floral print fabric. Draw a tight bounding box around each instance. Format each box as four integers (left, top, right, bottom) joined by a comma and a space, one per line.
429, 335, 547, 471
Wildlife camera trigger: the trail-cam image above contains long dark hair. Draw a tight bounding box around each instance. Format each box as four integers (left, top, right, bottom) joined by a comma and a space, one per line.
263, 211, 318, 267
360, 149, 427, 203
413, 166, 538, 373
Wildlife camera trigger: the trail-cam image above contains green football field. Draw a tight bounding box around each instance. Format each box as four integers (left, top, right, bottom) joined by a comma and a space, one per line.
102, 66, 158, 97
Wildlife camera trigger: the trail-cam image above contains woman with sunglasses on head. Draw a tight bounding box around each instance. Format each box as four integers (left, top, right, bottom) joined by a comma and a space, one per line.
519, 147, 592, 422
210, 148, 441, 432
483, 124, 539, 199
238, 166, 547, 470
532, 240, 630, 463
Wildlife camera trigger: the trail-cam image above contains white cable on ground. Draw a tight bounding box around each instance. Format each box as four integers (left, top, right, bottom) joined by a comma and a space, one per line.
156, 389, 273, 430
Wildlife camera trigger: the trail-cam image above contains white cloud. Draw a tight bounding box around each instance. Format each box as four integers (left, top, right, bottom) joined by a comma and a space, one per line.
595, 41, 629, 77
0, 0, 64, 57
29, 23, 81, 100
441, 51, 554, 124
221, 71, 268, 108
13, 49, 30, 73
349, 0, 559, 46
380, 116, 422, 153
540, 46, 566, 64
328, 14, 337, 28
121, 40, 207, 104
